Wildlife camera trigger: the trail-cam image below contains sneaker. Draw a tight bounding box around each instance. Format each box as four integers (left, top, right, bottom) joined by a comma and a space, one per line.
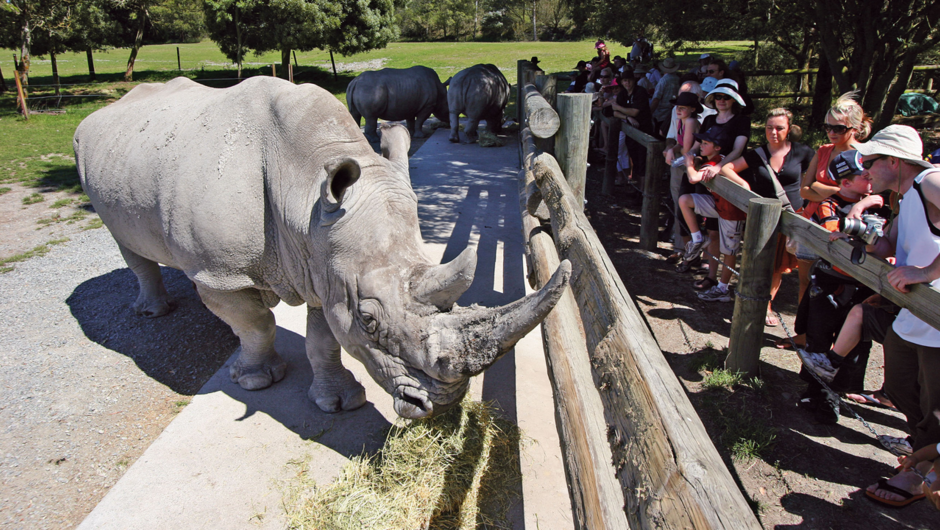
798, 349, 838, 382
675, 256, 701, 273
697, 285, 733, 302
682, 234, 710, 263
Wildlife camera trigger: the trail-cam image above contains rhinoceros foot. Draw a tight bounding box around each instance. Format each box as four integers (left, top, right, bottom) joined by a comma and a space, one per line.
133, 296, 175, 318
308, 368, 366, 412
229, 352, 287, 390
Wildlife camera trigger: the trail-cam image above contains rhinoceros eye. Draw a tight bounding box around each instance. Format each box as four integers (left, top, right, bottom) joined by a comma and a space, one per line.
358, 299, 381, 335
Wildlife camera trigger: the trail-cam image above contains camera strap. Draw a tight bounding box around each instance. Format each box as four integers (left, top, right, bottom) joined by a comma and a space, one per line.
755, 146, 795, 213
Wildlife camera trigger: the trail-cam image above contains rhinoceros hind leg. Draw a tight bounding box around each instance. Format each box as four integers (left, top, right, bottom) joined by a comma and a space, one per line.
449, 113, 460, 143
117, 243, 174, 318
364, 117, 380, 142
463, 119, 481, 144
306, 306, 366, 412
195, 285, 287, 391
413, 108, 433, 138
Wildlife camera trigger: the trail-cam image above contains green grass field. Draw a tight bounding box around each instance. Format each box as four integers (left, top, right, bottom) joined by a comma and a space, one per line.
0, 39, 753, 193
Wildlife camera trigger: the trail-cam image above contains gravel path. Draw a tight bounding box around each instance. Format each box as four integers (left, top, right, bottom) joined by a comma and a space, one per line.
0, 228, 237, 529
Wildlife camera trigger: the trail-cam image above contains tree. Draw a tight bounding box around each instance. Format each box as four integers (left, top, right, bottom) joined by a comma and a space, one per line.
149, 0, 206, 43
63, 0, 123, 81
0, 0, 78, 86
318, 0, 397, 56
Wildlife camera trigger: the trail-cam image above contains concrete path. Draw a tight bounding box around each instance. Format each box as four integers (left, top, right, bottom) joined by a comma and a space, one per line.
78, 128, 574, 529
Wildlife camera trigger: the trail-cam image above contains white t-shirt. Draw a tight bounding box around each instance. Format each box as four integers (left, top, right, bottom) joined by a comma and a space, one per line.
893, 168, 940, 346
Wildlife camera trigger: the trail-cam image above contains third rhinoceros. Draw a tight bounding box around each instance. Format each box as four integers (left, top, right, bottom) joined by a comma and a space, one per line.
73, 76, 569, 419
446, 64, 511, 144
346, 65, 449, 142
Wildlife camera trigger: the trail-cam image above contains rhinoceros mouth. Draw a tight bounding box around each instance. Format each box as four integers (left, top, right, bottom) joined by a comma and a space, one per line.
393, 386, 434, 419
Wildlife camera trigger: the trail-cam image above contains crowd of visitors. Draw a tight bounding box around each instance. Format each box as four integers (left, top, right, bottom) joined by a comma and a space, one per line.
562, 40, 940, 512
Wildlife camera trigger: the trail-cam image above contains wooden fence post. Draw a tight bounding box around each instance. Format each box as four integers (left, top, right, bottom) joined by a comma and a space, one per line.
13, 69, 28, 120
639, 138, 666, 251
177, 47, 181, 71
271, 64, 276, 77
555, 93, 592, 210
534, 74, 556, 108
726, 197, 781, 376
517, 60, 527, 126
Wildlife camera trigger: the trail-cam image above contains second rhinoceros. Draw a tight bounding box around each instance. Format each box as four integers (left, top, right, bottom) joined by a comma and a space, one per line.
346, 66, 449, 142
73, 76, 569, 419
446, 64, 511, 144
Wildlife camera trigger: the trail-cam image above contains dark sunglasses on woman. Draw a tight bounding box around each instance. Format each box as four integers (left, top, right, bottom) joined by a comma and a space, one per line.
713, 94, 733, 101
822, 124, 853, 134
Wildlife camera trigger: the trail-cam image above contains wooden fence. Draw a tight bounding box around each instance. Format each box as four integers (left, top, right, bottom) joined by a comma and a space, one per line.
516, 58, 762, 530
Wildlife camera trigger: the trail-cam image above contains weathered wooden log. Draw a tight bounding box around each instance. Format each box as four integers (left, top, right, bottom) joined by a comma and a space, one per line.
726, 198, 781, 376
518, 166, 631, 530
640, 136, 666, 251
533, 156, 762, 530
535, 74, 557, 108
555, 93, 592, 211
524, 84, 560, 139
704, 175, 940, 333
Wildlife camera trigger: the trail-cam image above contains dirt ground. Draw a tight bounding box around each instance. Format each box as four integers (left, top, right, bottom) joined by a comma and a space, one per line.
581, 151, 938, 528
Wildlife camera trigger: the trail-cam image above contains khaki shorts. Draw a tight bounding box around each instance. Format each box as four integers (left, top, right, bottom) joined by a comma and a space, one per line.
691, 193, 744, 255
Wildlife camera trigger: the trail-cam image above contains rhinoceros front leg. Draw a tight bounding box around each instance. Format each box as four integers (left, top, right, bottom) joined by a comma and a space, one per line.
449, 112, 460, 143
117, 243, 174, 318
195, 285, 287, 391
305, 305, 366, 413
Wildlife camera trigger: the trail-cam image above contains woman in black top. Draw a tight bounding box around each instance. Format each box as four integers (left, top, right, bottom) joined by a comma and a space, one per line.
692, 79, 751, 181
720, 108, 814, 326
605, 67, 653, 186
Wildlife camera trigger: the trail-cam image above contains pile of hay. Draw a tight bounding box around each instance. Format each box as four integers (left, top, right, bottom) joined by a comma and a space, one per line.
477, 130, 505, 148
283, 399, 522, 530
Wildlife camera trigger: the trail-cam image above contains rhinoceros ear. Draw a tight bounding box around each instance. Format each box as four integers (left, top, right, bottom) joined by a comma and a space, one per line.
321, 157, 361, 215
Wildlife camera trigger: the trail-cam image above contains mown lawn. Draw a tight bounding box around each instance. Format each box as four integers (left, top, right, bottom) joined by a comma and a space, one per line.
0, 39, 753, 190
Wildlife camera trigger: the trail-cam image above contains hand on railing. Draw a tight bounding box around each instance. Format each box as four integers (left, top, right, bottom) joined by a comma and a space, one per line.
663, 148, 675, 165
699, 164, 720, 182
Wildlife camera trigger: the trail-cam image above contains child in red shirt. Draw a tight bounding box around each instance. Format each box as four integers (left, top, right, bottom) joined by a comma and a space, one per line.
676, 128, 749, 302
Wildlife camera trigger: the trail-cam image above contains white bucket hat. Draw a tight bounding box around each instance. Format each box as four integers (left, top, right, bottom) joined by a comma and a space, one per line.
704, 79, 745, 109
855, 125, 933, 169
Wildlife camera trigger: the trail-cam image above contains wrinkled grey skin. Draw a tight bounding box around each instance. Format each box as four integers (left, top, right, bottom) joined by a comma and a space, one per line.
73, 76, 570, 419
346, 66, 449, 142
446, 64, 510, 144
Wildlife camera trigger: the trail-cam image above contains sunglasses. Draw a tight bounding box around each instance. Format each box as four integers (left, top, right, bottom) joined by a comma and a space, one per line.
712, 94, 733, 101
822, 124, 853, 134
861, 156, 884, 170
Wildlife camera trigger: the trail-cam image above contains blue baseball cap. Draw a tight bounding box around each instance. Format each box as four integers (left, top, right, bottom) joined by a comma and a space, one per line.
827, 150, 864, 182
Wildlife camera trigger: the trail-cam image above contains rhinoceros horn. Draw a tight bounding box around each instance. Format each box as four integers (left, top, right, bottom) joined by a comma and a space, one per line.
412, 246, 477, 311
427, 259, 571, 380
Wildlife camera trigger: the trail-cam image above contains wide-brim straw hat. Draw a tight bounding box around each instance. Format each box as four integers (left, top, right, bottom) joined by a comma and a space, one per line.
855, 125, 934, 169
704, 79, 745, 108
658, 57, 680, 73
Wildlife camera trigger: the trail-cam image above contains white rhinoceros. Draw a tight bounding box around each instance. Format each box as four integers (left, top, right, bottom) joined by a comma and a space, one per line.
346, 66, 449, 142
73, 76, 569, 419
446, 64, 511, 144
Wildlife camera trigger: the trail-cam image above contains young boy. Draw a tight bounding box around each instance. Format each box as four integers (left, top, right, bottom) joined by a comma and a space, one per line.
675, 128, 747, 302
795, 150, 888, 423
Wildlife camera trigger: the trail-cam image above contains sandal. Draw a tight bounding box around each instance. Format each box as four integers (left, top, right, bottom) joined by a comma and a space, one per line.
693, 277, 717, 291
846, 391, 898, 411
765, 312, 780, 327
865, 477, 925, 507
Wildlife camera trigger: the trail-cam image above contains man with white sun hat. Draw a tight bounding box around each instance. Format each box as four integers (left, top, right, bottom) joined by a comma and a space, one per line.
857, 124, 940, 507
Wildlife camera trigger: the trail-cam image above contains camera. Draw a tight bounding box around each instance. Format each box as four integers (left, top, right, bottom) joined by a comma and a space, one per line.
839, 214, 886, 245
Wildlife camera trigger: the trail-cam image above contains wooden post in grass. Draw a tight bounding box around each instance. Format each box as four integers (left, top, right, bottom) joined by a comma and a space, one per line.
726, 197, 781, 377
13, 68, 28, 120
177, 47, 181, 70
555, 93, 591, 209
293, 50, 299, 68
289, 64, 293, 83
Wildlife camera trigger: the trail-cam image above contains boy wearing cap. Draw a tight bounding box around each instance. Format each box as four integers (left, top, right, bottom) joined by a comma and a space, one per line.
793, 151, 888, 424
568, 61, 590, 93
856, 125, 940, 506
675, 128, 748, 301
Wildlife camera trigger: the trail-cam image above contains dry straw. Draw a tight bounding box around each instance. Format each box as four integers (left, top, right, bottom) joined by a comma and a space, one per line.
283, 398, 523, 529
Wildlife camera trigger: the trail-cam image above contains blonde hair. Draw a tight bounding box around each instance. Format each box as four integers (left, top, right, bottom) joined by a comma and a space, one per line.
827, 91, 872, 140
766, 107, 802, 142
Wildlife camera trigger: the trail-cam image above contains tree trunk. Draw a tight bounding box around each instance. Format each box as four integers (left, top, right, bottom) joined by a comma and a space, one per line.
872, 55, 917, 132
0, 64, 7, 93
236, 8, 243, 79
51, 52, 59, 96
532, 1, 537, 40
86, 48, 96, 81
124, 9, 148, 82
281, 48, 291, 77
19, 14, 31, 86
810, 52, 832, 127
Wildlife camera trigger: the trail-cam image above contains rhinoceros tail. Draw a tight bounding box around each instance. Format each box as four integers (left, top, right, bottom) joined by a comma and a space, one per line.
443, 77, 451, 87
